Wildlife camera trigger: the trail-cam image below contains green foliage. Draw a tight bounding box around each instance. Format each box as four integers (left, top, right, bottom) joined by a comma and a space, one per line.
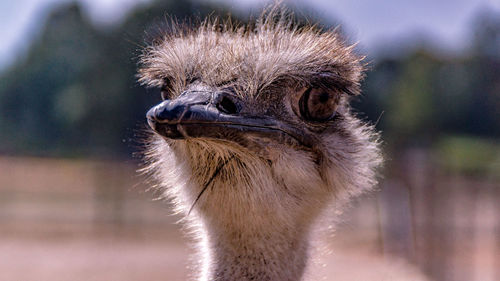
357, 9, 500, 148
436, 136, 500, 176
0, 0, 232, 157
387, 52, 437, 137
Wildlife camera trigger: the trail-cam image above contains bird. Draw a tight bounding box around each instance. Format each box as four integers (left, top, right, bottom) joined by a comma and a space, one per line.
138, 6, 382, 281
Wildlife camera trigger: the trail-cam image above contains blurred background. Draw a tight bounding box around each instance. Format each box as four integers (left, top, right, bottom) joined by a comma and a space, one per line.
0, 0, 499, 280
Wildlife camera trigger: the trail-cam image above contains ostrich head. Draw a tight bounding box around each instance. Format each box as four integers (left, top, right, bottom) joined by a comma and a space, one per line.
139, 9, 382, 281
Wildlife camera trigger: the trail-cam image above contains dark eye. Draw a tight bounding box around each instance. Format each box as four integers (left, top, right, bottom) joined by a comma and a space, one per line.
298, 87, 338, 121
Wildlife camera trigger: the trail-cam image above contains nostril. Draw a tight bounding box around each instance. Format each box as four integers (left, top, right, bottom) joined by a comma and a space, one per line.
216, 96, 239, 114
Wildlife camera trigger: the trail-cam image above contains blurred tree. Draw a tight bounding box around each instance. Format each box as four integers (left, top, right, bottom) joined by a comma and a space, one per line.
357, 8, 500, 148
467, 9, 500, 136
387, 51, 439, 142
0, 1, 498, 157
0, 4, 101, 154
0, 0, 232, 157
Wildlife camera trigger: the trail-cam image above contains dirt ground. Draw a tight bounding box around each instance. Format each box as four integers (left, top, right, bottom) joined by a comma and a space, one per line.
2, 156, 498, 281
0, 227, 428, 281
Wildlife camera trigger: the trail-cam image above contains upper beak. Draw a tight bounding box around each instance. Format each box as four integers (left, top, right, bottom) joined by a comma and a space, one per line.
146, 90, 315, 148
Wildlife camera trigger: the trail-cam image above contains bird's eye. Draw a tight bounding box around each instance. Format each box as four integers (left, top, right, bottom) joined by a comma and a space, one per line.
298, 87, 338, 121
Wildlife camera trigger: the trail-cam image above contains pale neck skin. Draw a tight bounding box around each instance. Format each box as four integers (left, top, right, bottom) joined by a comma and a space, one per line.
191, 177, 324, 281
200, 218, 311, 281
168, 141, 334, 281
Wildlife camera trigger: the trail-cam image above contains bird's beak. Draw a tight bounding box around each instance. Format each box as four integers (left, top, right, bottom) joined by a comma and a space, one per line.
146, 90, 314, 148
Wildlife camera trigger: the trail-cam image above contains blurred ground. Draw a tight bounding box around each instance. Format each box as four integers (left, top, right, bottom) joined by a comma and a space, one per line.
0, 155, 498, 281
0, 232, 427, 281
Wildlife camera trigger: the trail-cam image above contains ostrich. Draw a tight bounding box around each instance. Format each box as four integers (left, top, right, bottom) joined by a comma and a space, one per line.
138, 7, 382, 281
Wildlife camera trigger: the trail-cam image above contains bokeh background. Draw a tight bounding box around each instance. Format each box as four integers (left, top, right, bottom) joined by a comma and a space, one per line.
1, 0, 499, 280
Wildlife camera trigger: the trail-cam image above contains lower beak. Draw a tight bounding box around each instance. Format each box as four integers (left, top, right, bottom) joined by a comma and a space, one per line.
146, 90, 315, 148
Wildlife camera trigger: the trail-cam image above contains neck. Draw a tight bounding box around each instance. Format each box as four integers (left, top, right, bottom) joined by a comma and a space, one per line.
199, 222, 310, 281
180, 146, 326, 281
192, 180, 315, 281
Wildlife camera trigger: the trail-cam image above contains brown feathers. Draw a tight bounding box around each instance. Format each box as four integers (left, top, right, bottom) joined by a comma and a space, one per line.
138, 8, 364, 100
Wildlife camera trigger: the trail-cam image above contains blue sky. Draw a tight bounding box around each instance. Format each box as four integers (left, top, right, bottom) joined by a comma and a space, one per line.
1, 0, 499, 69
